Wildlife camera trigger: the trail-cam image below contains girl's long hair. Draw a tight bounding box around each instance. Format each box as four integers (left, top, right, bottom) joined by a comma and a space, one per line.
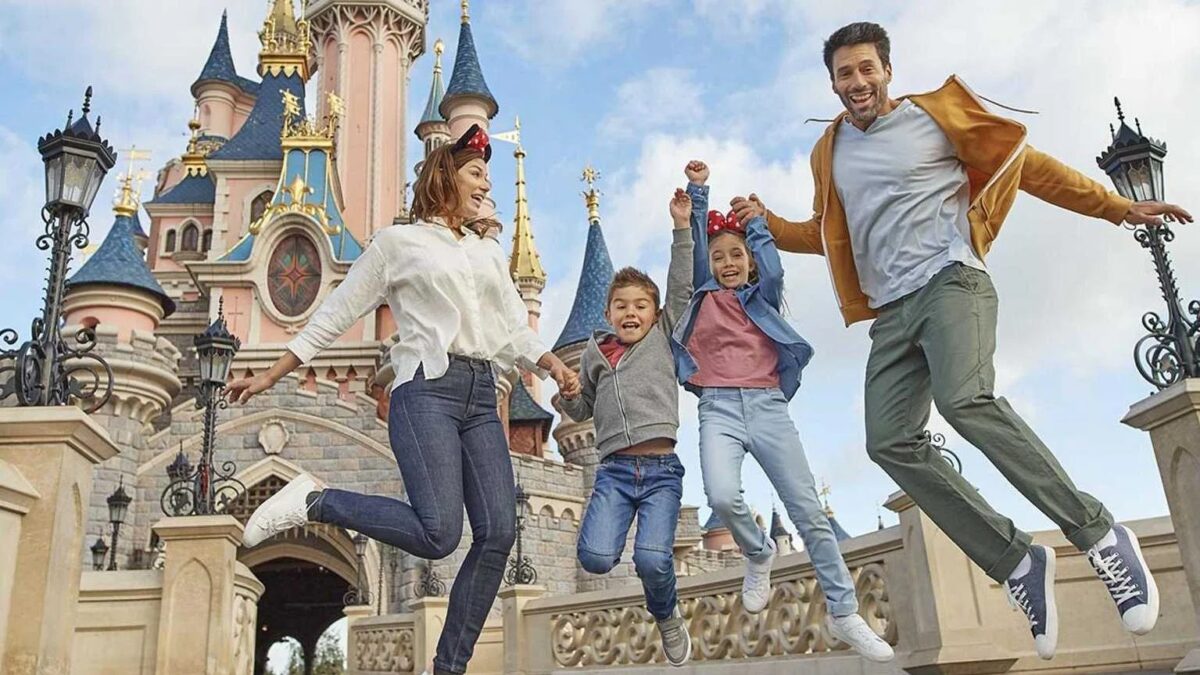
411, 144, 500, 235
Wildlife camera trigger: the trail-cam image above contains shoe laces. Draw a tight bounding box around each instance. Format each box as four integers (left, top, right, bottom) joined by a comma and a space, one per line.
837, 617, 884, 644
260, 511, 308, 535
660, 618, 684, 646
1005, 582, 1038, 629
1088, 549, 1141, 604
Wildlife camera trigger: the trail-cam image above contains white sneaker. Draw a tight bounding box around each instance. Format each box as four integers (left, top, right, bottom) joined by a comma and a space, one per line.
826, 613, 895, 662
741, 536, 777, 614
243, 474, 318, 547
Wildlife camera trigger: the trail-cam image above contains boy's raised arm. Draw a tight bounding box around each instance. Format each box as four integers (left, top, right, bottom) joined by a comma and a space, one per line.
663, 188, 695, 330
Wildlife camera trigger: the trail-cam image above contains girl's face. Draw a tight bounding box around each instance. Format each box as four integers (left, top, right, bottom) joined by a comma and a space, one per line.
455, 158, 491, 220
709, 233, 753, 289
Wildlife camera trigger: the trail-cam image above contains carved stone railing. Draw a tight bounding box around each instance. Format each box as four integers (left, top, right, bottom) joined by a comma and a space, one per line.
530, 527, 904, 668
349, 614, 416, 674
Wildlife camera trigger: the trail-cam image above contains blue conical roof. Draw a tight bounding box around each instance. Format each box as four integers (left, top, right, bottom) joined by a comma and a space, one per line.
69, 212, 175, 316
440, 20, 497, 119
208, 72, 304, 161
418, 58, 446, 128
508, 378, 553, 423
553, 221, 614, 350
193, 12, 258, 96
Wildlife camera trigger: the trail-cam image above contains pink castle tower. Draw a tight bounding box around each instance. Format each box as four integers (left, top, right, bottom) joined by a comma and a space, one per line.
307, 0, 428, 240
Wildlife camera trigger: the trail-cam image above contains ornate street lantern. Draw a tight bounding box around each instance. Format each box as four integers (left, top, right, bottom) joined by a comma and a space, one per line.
160, 300, 244, 516
105, 479, 132, 570
0, 87, 115, 411
90, 537, 109, 571
1097, 97, 1199, 389
504, 483, 538, 586
344, 532, 372, 606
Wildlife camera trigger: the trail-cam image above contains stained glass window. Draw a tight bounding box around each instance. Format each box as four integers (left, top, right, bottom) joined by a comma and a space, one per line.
267, 234, 321, 316
250, 191, 274, 226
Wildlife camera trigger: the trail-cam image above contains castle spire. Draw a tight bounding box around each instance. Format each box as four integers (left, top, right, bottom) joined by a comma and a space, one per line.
180, 115, 208, 177
509, 118, 546, 284
192, 11, 240, 95
440, 0, 498, 122
257, 0, 312, 80
415, 38, 449, 145
553, 166, 615, 350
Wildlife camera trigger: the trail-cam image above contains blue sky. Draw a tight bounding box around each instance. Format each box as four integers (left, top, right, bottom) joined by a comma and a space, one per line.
3, 0, 1200, 550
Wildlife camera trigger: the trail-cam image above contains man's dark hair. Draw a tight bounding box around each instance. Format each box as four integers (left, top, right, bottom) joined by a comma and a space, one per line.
823, 22, 891, 77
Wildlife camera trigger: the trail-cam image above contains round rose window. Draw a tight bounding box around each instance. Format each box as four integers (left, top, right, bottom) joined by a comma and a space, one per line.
267, 235, 321, 316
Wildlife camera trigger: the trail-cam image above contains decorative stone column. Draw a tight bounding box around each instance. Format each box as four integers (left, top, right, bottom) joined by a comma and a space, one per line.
499, 584, 546, 675
153, 515, 252, 675
0, 407, 119, 675
1123, 379, 1200, 673
410, 595, 449, 673
342, 603, 375, 671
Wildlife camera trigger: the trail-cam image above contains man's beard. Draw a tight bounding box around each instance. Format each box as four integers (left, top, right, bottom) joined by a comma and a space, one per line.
841, 85, 885, 126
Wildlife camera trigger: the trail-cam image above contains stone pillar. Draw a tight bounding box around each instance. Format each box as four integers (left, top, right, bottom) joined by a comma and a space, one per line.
0, 458, 40, 665
884, 490, 1019, 673
1123, 379, 1200, 673
0, 407, 119, 675
233, 562, 265, 675
343, 603, 375, 673
500, 585, 546, 675
411, 596, 449, 673
153, 515, 247, 675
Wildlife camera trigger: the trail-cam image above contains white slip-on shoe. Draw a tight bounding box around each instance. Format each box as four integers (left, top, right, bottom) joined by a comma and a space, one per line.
243, 474, 318, 548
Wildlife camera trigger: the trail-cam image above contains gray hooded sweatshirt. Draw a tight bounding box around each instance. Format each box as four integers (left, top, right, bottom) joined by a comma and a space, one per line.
558, 227, 693, 459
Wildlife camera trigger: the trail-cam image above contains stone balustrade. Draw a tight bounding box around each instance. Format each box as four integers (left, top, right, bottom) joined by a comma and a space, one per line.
349, 614, 416, 674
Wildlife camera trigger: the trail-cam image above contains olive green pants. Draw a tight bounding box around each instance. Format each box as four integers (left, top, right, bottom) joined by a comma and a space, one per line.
864, 263, 1113, 581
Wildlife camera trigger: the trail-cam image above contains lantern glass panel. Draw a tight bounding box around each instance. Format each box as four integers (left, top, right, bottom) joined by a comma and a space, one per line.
108, 494, 130, 525
43, 153, 63, 209
196, 345, 215, 383
91, 538, 108, 569
209, 343, 235, 384
81, 156, 108, 213
1151, 156, 1165, 202
60, 151, 98, 209
354, 533, 368, 557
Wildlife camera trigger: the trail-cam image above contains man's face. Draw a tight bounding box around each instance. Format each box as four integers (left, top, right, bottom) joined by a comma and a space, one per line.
830, 43, 892, 129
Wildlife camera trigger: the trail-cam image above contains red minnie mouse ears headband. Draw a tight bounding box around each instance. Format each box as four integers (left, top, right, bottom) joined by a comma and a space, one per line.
707, 210, 744, 237
452, 123, 492, 163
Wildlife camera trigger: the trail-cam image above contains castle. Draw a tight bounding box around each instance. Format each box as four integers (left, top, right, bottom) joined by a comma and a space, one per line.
61, 1, 811, 668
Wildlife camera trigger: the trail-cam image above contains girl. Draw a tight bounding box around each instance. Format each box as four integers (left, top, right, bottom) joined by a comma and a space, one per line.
227, 125, 578, 675
670, 160, 892, 662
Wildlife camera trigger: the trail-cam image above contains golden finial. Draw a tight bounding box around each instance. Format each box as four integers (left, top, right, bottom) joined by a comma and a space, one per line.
819, 479, 834, 517
113, 146, 151, 216
581, 165, 602, 225
508, 117, 544, 283
434, 39, 445, 75
461, 0, 470, 24
259, 0, 312, 79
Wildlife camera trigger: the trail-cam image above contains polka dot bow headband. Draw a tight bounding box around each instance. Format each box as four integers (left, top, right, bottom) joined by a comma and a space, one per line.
453, 123, 492, 162
707, 209, 744, 236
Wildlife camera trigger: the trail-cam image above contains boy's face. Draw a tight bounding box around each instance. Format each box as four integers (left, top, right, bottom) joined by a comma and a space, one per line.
709, 234, 754, 289
605, 285, 660, 344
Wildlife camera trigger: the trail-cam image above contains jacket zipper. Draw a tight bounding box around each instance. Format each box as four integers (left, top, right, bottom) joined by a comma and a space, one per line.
602, 338, 634, 448
953, 75, 1028, 211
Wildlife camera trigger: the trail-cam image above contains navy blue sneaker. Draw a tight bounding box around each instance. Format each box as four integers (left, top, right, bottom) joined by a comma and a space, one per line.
1004, 545, 1058, 660
1087, 525, 1159, 635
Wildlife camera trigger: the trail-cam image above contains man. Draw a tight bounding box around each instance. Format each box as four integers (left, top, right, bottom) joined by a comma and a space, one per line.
731, 22, 1192, 660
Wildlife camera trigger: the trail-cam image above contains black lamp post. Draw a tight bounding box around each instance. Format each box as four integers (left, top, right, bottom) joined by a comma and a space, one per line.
160, 300, 244, 516
0, 86, 115, 412
344, 532, 372, 606
105, 478, 132, 570
90, 536, 109, 571
1097, 97, 1199, 389
504, 483, 538, 586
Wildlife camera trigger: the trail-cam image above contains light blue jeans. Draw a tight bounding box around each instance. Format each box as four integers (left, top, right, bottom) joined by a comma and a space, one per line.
698, 387, 858, 617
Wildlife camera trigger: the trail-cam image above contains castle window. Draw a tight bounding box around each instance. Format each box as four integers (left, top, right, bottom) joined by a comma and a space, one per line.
164, 229, 177, 253
181, 224, 199, 252
202, 229, 213, 252
267, 234, 321, 317
250, 190, 274, 227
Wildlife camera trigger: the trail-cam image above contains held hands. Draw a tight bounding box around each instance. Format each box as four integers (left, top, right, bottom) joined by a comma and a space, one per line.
226, 373, 275, 405
684, 160, 709, 186
730, 193, 767, 223
538, 352, 581, 398
1124, 201, 1194, 227
669, 188, 691, 228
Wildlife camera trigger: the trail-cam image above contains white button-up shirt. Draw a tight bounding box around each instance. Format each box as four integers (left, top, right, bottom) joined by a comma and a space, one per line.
287, 220, 548, 390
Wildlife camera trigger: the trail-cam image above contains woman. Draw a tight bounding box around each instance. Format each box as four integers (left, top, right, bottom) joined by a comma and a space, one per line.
228, 125, 579, 675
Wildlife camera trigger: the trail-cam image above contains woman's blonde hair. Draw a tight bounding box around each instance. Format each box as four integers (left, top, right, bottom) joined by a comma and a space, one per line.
410, 143, 502, 236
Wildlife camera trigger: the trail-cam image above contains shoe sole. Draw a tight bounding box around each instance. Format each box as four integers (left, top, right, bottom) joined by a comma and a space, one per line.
1118, 525, 1159, 635
243, 475, 315, 548
1038, 546, 1059, 660
665, 634, 691, 667
827, 618, 895, 663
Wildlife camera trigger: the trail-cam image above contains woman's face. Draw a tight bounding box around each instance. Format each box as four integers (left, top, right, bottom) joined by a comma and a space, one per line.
455, 157, 492, 220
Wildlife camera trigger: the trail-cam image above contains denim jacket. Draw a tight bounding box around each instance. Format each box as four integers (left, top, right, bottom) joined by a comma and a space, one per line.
670, 183, 814, 400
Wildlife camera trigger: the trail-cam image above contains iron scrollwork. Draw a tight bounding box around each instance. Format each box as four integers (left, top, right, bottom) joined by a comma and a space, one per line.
1130, 223, 1200, 389
0, 207, 113, 412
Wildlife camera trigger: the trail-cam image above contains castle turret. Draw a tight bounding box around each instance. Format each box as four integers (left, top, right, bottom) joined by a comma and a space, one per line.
770, 505, 795, 553
440, 0, 498, 138
191, 11, 260, 140
308, 0, 427, 238
551, 167, 614, 488
414, 39, 450, 159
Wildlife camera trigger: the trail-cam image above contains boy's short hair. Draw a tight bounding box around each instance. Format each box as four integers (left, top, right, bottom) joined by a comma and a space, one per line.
607, 267, 660, 308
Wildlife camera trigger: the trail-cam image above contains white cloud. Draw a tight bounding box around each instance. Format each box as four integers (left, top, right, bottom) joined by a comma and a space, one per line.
598, 67, 705, 140
487, 0, 669, 68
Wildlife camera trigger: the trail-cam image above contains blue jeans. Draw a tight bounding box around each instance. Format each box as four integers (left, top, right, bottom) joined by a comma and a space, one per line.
577, 453, 684, 621
697, 387, 858, 617
310, 357, 516, 674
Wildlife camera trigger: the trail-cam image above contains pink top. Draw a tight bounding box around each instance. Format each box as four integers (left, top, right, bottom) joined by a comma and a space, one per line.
686, 290, 780, 388
598, 336, 627, 368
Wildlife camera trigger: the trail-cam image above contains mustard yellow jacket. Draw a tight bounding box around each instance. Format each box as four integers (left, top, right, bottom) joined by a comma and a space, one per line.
766, 75, 1132, 326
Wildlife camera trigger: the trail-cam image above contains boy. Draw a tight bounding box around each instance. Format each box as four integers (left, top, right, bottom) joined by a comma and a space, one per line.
558, 183, 694, 666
